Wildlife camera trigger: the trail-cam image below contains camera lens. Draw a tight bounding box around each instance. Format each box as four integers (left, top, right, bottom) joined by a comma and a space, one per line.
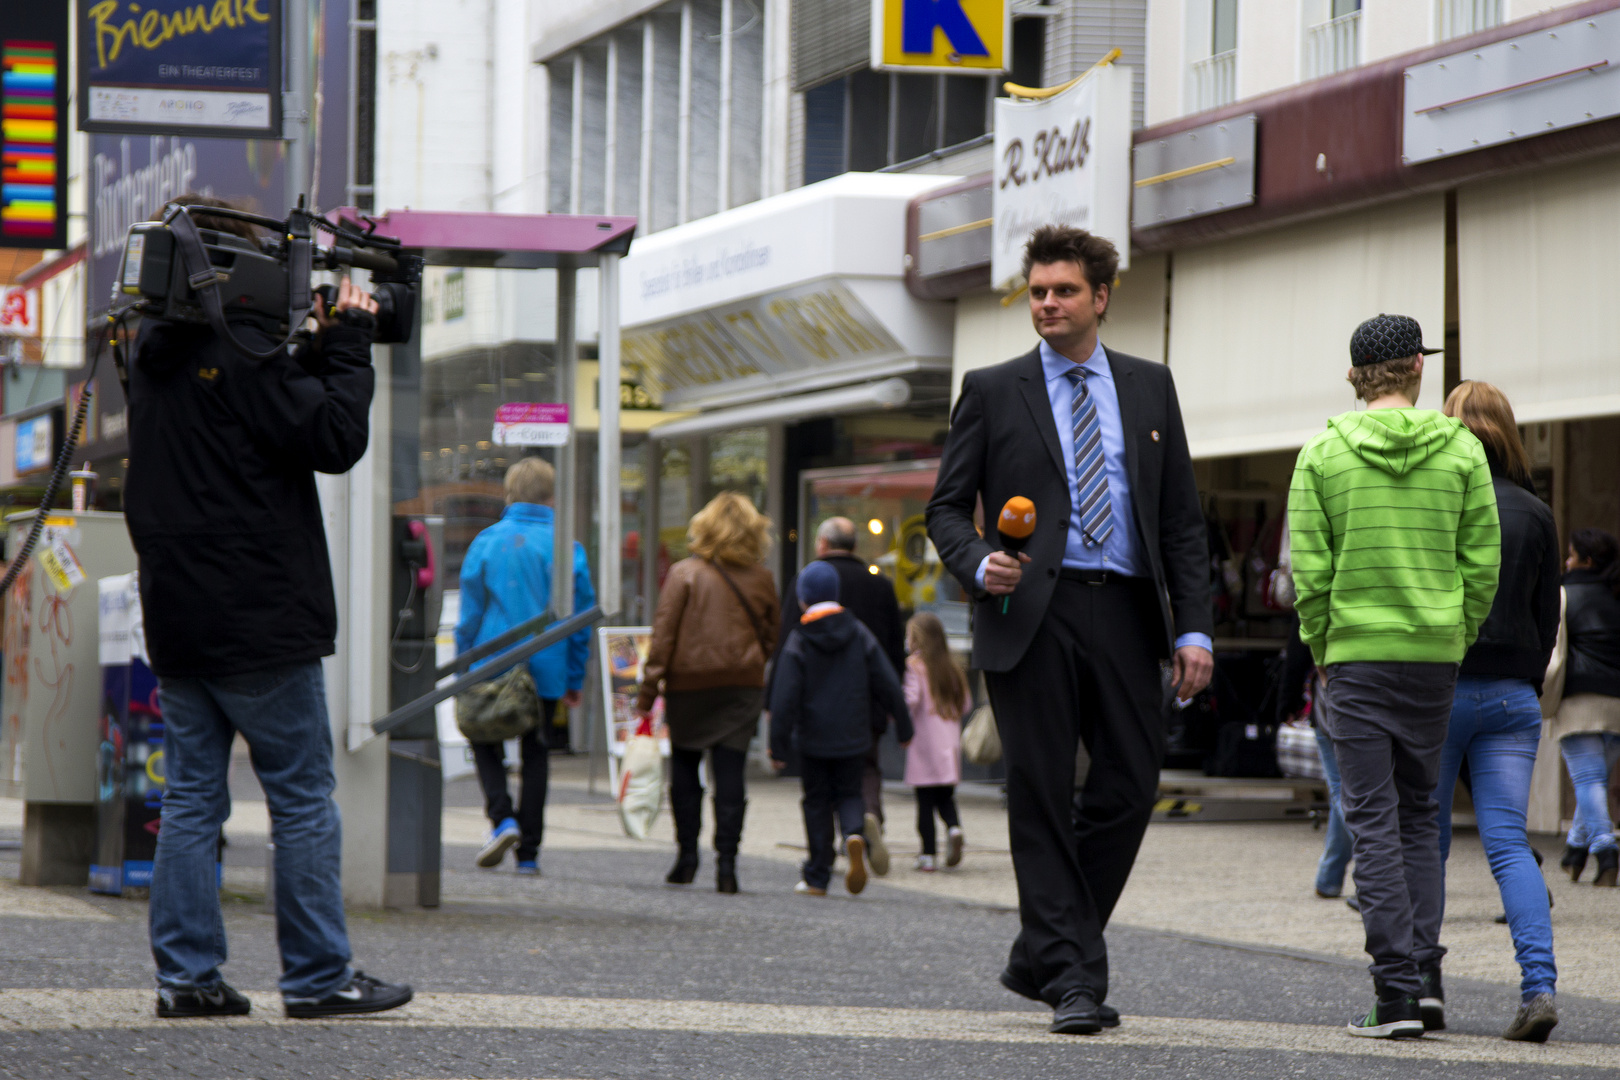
372, 282, 416, 344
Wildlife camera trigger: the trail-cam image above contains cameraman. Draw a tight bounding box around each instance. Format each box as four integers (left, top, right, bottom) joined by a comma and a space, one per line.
125, 197, 411, 1020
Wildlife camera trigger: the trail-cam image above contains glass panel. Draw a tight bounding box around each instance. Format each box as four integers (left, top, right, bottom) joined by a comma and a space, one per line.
659, 443, 693, 564
943, 75, 988, 147
1331, 0, 1361, 16
892, 73, 939, 163
803, 78, 847, 185
801, 461, 970, 637
847, 68, 890, 171
706, 426, 769, 511
1213, 0, 1239, 55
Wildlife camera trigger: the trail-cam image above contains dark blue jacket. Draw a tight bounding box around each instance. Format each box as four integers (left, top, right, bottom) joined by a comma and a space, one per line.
769, 608, 911, 761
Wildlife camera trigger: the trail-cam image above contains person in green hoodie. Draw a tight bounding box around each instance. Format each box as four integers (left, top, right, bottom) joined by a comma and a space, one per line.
1289, 314, 1500, 1040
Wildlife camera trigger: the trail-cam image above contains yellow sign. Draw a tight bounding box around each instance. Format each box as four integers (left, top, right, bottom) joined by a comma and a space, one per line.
871, 0, 1008, 74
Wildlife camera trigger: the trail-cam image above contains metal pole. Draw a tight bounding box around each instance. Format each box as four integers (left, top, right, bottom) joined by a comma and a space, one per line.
553, 267, 578, 622
285, 0, 312, 203
642, 440, 661, 621
597, 253, 622, 617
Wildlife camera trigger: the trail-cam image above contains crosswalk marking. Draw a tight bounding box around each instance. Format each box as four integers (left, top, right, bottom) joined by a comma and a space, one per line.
0, 990, 1612, 1068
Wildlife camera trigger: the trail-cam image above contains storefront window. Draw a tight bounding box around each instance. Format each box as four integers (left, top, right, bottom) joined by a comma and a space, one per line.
799, 460, 969, 636
706, 426, 769, 511
658, 443, 692, 563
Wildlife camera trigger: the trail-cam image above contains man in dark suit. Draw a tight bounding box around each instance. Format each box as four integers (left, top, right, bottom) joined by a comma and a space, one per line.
772, 517, 906, 873
925, 225, 1213, 1035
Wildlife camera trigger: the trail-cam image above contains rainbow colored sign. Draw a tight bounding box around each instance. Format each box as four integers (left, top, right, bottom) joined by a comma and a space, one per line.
2, 39, 61, 244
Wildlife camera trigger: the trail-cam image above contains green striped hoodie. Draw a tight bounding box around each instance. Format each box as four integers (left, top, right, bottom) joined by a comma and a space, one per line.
1288, 408, 1500, 666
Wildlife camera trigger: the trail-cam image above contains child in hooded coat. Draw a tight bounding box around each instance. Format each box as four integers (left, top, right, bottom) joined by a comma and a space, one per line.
770, 561, 911, 896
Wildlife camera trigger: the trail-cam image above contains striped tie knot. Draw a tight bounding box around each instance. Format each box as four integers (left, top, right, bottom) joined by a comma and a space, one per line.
1063, 366, 1114, 548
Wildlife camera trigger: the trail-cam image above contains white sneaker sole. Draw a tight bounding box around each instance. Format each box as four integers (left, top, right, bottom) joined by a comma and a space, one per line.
477, 830, 520, 868
1347, 1019, 1425, 1039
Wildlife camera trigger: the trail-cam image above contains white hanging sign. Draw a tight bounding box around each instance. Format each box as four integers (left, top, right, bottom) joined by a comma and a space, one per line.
991, 64, 1133, 290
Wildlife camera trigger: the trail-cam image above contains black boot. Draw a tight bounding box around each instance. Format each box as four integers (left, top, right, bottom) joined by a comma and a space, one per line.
716, 855, 738, 894
1561, 844, 1589, 882
666, 851, 698, 885
1595, 849, 1618, 888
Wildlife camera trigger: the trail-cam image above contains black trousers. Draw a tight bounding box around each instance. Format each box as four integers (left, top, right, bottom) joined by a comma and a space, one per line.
470, 698, 560, 862
669, 744, 748, 859
984, 577, 1166, 1006
862, 743, 885, 824
801, 754, 866, 889
915, 785, 961, 855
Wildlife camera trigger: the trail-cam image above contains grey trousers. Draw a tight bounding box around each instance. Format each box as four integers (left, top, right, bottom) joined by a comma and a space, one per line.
1320, 661, 1457, 997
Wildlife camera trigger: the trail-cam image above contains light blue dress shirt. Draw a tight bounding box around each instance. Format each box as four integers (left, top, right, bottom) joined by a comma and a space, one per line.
976, 339, 1211, 656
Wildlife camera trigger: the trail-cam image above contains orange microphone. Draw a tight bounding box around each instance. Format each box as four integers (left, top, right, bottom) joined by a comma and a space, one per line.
996, 497, 1036, 613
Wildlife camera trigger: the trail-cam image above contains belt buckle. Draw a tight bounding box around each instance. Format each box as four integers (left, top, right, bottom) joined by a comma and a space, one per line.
1086, 571, 1106, 586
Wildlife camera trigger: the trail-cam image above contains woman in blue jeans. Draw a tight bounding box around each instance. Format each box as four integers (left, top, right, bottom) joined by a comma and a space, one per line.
1434, 383, 1561, 1042
1551, 527, 1620, 888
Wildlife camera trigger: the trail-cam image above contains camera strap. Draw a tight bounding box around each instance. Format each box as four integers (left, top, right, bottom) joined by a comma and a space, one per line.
165, 207, 315, 362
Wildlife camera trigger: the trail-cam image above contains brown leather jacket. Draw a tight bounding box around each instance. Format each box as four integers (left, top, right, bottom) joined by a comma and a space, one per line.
637, 556, 781, 710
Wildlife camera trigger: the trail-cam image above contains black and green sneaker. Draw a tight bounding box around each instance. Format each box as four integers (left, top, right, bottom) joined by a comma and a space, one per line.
1418, 963, 1445, 1031
1347, 994, 1425, 1039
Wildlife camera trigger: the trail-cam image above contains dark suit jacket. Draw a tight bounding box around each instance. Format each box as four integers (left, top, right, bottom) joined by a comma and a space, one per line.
925, 346, 1213, 673
772, 553, 906, 677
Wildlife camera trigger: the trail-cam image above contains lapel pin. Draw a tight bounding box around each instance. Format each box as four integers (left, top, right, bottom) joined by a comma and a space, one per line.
1151, 430, 1161, 442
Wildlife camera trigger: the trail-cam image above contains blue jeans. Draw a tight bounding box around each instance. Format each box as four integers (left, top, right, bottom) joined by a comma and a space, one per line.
1560, 731, 1620, 854
1314, 727, 1354, 895
1436, 677, 1556, 1001
150, 662, 353, 999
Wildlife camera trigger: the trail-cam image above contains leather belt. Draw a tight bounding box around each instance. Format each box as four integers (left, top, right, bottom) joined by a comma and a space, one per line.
1060, 568, 1116, 585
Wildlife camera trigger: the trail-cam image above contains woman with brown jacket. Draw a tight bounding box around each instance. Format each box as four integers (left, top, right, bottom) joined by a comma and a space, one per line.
636, 492, 779, 893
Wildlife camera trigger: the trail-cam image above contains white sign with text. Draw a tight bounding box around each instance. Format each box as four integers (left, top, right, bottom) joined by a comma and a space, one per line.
991, 64, 1133, 289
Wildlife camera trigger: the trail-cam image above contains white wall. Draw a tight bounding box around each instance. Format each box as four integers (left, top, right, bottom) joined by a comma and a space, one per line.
1361, 0, 1434, 64
1236, 0, 1301, 100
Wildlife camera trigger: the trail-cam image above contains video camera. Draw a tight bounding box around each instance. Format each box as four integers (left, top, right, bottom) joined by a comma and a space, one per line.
111, 201, 422, 353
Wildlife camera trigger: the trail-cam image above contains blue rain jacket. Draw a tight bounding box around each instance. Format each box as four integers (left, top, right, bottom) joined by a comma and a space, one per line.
455, 502, 595, 698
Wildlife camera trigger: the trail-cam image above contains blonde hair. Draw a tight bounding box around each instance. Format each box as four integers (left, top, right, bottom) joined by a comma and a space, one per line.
906, 611, 968, 721
1346, 355, 1421, 403
688, 491, 772, 566
1443, 381, 1530, 484
504, 456, 556, 505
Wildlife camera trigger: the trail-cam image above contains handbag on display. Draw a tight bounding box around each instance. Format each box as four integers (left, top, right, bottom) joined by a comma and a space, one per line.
455, 663, 542, 744
961, 701, 1002, 765
1540, 586, 1568, 719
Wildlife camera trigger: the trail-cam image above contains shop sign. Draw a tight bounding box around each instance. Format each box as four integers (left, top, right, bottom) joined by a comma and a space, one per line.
870, 0, 1008, 75
991, 63, 1133, 288
75, 0, 283, 138
1, 3, 71, 248
15, 412, 54, 473
1404, 9, 1620, 166
1132, 113, 1257, 229
492, 402, 569, 447
0, 287, 40, 337
621, 280, 903, 408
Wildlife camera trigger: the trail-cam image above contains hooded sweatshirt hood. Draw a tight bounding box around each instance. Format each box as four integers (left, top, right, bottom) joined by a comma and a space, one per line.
797, 608, 859, 652
1325, 409, 1463, 477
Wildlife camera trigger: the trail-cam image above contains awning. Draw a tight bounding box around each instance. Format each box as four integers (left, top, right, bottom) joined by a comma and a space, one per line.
647, 378, 912, 440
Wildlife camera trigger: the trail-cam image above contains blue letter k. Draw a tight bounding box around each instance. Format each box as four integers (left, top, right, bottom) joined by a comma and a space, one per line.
901, 0, 990, 57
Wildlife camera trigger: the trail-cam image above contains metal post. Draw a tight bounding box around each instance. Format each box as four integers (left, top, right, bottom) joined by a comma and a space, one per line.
598, 253, 622, 617
642, 441, 661, 621
285, 0, 311, 202
553, 267, 578, 621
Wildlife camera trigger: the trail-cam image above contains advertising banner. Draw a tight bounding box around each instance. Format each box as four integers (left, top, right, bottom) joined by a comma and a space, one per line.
493, 402, 570, 447
991, 64, 1134, 290
1, 3, 71, 248
76, 0, 283, 138
0, 287, 40, 337
870, 0, 1008, 75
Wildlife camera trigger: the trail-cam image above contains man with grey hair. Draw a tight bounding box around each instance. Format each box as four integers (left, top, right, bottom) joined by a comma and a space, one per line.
772, 516, 906, 873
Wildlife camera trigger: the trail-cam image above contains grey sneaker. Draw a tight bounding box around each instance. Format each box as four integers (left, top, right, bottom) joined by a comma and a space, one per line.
1502, 993, 1558, 1043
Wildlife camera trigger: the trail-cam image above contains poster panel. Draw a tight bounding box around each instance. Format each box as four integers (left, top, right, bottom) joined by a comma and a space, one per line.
1, 2, 71, 248
76, 0, 283, 138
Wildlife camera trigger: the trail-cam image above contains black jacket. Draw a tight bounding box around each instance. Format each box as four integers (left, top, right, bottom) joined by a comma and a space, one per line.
1564, 567, 1620, 699
124, 314, 376, 677
769, 609, 912, 761
1459, 473, 1560, 690
925, 347, 1212, 672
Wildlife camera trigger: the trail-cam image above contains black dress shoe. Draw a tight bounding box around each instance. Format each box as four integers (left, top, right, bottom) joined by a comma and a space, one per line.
1050, 989, 1102, 1035
716, 855, 739, 894
1561, 844, 1588, 882
1000, 968, 1119, 1027
665, 853, 698, 886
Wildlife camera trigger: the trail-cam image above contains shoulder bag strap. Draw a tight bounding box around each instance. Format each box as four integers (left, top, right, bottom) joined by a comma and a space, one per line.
707, 558, 770, 655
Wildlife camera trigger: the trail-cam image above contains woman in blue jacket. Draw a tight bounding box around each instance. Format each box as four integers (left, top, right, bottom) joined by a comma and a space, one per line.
456, 456, 595, 875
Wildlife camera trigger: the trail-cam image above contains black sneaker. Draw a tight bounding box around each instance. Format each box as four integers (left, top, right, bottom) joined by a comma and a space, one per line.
156, 981, 252, 1018
283, 971, 413, 1019
1418, 964, 1445, 1031
1348, 994, 1425, 1039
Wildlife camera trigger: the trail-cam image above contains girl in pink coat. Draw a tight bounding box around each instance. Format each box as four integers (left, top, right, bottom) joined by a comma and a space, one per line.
903, 613, 968, 871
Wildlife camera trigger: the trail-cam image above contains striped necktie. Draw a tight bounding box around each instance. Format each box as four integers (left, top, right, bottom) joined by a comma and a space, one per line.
1064, 366, 1114, 547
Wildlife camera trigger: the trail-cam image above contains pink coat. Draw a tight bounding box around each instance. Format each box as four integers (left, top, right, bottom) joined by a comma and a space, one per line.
902, 657, 963, 787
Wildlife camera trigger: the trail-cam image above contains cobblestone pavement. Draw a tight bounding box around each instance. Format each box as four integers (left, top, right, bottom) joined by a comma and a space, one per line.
1, 754, 1616, 1079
